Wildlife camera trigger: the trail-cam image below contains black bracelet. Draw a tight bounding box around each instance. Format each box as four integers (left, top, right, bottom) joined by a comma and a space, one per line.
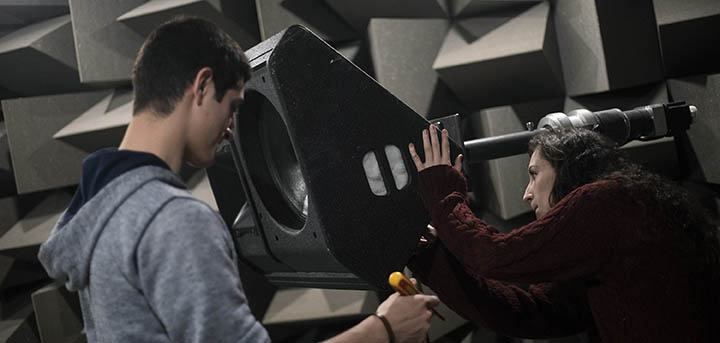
372, 313, 395, 343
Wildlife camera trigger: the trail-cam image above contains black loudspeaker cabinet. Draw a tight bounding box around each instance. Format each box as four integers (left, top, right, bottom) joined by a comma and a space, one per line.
218, 25, 463, 290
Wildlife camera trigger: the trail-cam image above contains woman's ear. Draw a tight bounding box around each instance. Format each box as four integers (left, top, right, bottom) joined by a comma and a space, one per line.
192, 67, 213, 106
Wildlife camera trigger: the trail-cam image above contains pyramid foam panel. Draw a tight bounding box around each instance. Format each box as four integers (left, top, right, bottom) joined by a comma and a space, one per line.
553, 0, 664, 96
2, 90, 109, 194
68, 0, 146, 84
324, 0, 448, 33
118, 0, 260, 50
368, 18, 465, 119
668, 73, 720, 184
0, 15, 92, 96
434, 2, 564, 109
654, 0, 720, 77
256, 0, 355, 42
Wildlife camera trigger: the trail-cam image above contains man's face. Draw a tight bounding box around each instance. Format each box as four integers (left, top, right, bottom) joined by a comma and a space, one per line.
185, 80, 244, 168
523, 148, 556, 218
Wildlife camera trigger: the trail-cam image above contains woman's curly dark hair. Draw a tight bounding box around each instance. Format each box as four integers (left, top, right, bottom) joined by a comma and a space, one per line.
529, 127, 719, 301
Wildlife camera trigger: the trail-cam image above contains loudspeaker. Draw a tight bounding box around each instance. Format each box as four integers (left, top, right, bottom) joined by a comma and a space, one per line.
214, 25, 462, 290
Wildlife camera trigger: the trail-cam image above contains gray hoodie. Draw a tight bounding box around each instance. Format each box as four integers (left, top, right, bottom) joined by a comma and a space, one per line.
38, 162, 269, 343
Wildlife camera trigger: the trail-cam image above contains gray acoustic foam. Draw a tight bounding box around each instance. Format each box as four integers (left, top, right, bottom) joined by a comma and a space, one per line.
0, 255, 9, 282
0, 255, 48, 292
0, 197, 20, 237
54, 88, 132, 153
0, 191, 57, 306
68, 0, 146, 84
1, 122, 16, 197
0, 25, 18, 41
0, 15, 92, 96
2, 90, 110, 194
256, 0, 356, 42
653, 0, 720, 77
31, 282, 84, 343
0, 191, 71, 262
334, 40, 373, 76
335, 41, 361, 61
324, 0, 448, 33
653, 0, 720, 26
0, 25, 17, 36
565, 83, 678, 178
0, 193, 46, 238
0, 85, 16, 100
368, 18, 465, 119
0, 302, 40, 343
467, 98, 564, 220
553, 0, 664, 96
118, 0, 260, 50
434, 2, 564, 110
0, 86, 16, 100
668, 73, 720, 184
0, 0, 68, 27
451, 0, 542, 18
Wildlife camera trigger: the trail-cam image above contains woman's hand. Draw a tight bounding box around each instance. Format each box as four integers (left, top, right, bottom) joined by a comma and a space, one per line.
419, 224, 438, 247
409, 124, 463, 173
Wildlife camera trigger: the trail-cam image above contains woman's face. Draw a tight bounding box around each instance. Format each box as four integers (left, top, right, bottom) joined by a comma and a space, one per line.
523, 148, 557, 218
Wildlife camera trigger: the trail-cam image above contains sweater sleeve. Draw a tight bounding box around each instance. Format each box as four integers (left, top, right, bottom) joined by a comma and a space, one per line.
419, 165, 638, 283
408, 241, 589, 338
137, 198, 270, 343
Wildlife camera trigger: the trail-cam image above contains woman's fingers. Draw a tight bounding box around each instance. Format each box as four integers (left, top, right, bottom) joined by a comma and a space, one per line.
453, 154, 463, 173
412, 124, 461, 172
429, 125, 441, 164
426, 224, 437, 237
441, 128, 450, 165
422, 129, 432, 166
408, 143, 424, 171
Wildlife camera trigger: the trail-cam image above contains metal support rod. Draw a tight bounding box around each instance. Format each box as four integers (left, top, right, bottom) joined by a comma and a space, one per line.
462, 102, 696, 164
464, 130, 538, 162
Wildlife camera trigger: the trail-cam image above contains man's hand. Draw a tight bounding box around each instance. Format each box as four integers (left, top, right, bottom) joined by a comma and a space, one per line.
376, 278, 440, 343
323, 278, 440, 343
408, 124, 462, 173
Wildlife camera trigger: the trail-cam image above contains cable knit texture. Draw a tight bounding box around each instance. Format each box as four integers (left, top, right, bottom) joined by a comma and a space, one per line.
409, 165, 718, 342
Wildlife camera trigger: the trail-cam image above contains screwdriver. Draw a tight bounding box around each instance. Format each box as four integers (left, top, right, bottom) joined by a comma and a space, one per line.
388, 271, 445, 321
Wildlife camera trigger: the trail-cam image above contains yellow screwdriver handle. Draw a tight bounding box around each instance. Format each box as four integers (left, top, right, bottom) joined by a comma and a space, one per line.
388, 271, 446, 321
389, 271, 418, 296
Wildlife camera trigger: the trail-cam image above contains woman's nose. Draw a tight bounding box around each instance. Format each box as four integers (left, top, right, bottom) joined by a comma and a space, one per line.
523, 184, 532, 203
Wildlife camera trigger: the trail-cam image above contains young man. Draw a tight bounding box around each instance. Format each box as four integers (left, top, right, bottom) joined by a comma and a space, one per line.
39, 17, 438, 342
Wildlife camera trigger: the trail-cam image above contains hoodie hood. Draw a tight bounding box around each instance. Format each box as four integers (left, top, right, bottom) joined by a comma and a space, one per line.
58, 148, 170, 226
38, 149, 179, 291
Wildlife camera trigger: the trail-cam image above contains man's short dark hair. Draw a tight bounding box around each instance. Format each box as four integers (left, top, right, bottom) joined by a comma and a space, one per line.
132, 16, 252, 116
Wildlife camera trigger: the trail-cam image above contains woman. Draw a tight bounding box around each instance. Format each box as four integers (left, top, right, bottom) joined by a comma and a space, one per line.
407, 125, 720, 342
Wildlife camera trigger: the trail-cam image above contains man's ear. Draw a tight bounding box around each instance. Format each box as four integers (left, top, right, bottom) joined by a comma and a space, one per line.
192, 67, 213, 106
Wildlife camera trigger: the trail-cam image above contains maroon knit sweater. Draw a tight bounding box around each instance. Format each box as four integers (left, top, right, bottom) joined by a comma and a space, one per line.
408, 165, 718, 342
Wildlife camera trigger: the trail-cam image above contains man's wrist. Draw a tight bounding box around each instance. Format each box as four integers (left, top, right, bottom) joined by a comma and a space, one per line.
371, 312, 395, 343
